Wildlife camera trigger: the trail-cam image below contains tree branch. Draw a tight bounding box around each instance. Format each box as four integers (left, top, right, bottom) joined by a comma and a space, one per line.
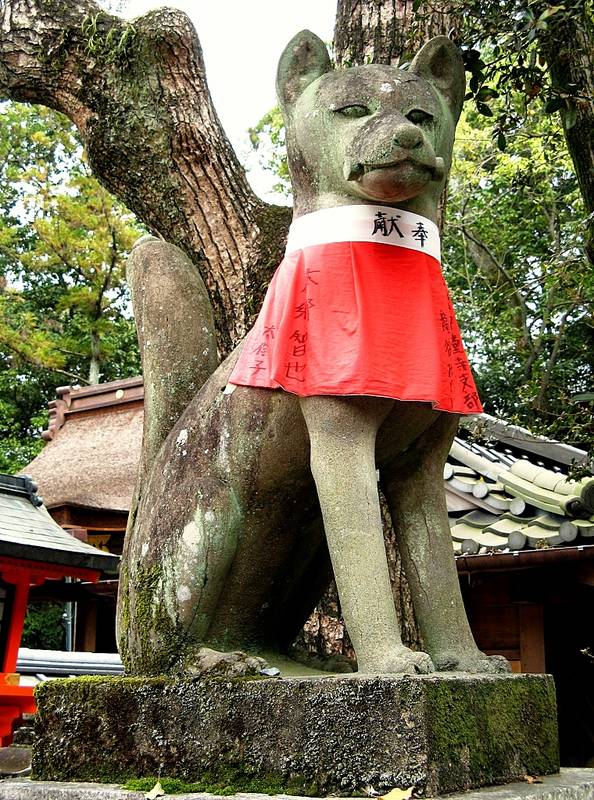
533, 305, 574, 411
2, 339, 90, 385
458, 224, 534, 354
0, 0, 290, 353
538, 5, 594, 264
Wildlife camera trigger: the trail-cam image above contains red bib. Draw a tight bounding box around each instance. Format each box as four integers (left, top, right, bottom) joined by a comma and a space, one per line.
229, 205, 482, 415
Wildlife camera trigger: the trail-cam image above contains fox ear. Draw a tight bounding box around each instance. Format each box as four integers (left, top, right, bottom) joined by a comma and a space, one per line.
409, 36, 466, 122
277, 30, 332, 114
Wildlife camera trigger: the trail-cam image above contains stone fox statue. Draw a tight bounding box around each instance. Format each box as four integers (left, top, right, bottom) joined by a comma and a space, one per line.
118, 31, 509, 677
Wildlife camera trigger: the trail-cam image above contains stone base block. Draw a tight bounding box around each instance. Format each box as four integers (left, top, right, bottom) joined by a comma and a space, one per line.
33, 673, 559, 797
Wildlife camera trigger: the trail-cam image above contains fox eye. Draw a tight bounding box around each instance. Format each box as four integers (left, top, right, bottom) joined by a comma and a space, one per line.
406, 108, 433, 125
334, 104, 371, 119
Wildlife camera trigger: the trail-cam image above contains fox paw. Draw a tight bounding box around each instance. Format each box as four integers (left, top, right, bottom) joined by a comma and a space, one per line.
178, 647, 269, 679
434, 651, 511, 674
359, 646, 434, 675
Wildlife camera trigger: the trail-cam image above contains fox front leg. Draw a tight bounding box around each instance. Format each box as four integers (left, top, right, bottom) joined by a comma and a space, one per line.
381, 412, 510, 674
299, 394, 434, 675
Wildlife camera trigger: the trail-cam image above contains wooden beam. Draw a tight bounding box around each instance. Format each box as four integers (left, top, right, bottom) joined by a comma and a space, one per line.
1, 577, 29, 675
75, 599, 97, 653
576, 563, 594, 588
49, 506, 127, 531
519, 604, 546, 673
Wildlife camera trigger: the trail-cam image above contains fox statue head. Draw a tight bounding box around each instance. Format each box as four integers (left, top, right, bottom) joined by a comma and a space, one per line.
277, 32, 465, 221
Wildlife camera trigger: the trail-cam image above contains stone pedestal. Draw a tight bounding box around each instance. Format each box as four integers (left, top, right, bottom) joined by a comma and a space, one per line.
33, 673, 559, 797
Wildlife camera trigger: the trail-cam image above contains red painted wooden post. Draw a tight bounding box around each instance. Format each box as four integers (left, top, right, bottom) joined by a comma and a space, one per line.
2, 572, 31, 675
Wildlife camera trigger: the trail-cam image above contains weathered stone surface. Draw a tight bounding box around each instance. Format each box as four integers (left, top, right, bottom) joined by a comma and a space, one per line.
118, 33, 494, 681
0, 744, 31, 775
0, 781, 136, 799
33, 674, 559, 797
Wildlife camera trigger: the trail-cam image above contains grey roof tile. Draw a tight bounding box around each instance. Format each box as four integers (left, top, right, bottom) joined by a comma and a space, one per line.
0, 477, 119, 575
574, 518, 594, 536
459, 511, 500, 529
484, 516, 526, 535
446, 432, 592, 558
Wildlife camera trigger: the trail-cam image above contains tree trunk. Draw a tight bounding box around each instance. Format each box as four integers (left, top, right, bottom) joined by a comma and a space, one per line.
0, 0, 290, 354
88, 330, 101, 384
537, 4, 594, 264
333, 0, 459, 67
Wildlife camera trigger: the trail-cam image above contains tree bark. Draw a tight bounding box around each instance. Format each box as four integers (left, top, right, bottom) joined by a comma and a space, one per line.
0, 0, 290, 353
333, 0, 459, 67
537, 3, 594, 264
88, 330, 101, 384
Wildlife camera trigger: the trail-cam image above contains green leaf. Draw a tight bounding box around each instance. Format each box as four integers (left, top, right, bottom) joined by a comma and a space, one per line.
564, 103, 578, 129
538, 5, 565, 22
476, 86, 500, 102
465, 49, 482, 64
497, 132, 507, 151
477, 102, 494, 117
412, 0, 423, 12
544, 97, 565, 113
572, 393, 594, 403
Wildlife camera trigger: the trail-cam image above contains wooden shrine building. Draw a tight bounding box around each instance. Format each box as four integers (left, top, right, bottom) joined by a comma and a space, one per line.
23, 379, 142, 653
0, 473, 118, 744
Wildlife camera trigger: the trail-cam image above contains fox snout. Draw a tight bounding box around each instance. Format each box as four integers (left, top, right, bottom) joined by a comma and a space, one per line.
392, 122, 424, 150
343, 119, 445, 184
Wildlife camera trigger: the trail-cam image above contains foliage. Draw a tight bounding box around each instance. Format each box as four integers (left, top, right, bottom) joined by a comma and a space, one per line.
21, 601, 65, 650
444, 104, 592, 446
0, 102, 143, 472
407, 0, 594, 271
0, 363, 52, 473
410, 0, 590, 139
248, 107, 291, 198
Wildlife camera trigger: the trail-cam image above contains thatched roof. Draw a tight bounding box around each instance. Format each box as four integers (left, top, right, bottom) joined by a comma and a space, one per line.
24, 379, 143, 513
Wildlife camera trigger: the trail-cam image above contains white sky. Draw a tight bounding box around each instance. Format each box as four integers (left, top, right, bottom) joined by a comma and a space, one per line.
124, 1, 337, 200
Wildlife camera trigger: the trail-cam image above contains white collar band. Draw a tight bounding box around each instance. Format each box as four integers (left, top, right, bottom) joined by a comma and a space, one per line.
286, 205, 441, 263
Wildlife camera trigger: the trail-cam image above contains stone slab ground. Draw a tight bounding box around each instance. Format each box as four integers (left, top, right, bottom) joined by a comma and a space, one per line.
33, 673, 558, 797
1, 769, 594, 799
0, 745, 31, 775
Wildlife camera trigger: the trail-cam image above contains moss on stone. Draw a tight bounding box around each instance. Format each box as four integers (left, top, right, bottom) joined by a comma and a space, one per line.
425, 675, 559, 793
116, 563, 131, 670
32, 674, 560, 796
128, 561, 190, 675
33, 676, 175, 783
125, 765, 320, 797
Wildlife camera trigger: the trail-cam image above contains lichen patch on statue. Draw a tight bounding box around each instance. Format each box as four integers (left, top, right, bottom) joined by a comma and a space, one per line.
229, 31, 482, 414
